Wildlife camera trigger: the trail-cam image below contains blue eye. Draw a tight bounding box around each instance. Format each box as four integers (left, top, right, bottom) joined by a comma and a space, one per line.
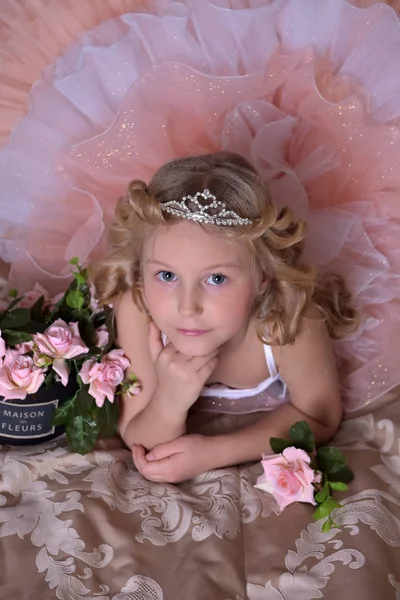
156, 271, 177, 283
206, 273, 227, 286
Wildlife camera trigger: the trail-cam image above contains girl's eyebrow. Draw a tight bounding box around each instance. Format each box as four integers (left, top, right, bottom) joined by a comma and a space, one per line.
146, 259, 240, 271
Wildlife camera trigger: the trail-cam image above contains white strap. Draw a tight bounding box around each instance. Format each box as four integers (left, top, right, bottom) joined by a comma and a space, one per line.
263, 343, 278, 378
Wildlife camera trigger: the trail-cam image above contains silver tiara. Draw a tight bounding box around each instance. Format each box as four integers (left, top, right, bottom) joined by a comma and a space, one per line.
161, 189, 252, 226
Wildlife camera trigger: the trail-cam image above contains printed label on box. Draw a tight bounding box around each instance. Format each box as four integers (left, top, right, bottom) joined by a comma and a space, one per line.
0, 400, 59, 439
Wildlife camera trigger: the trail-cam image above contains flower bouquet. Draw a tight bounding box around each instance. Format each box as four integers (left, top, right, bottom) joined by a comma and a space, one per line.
255, 421, 353, 531
0, 258, 138, 454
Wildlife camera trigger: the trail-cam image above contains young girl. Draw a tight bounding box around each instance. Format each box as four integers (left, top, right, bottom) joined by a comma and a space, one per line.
91, 151, 358, 484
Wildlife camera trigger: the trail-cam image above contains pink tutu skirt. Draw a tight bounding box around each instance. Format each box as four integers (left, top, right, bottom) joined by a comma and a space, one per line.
0, 0, 400, 413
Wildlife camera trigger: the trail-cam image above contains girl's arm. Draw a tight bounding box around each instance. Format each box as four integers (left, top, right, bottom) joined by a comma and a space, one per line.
115, 291, 188, 449
132, 306, 344, 484
208, 307, 342, 467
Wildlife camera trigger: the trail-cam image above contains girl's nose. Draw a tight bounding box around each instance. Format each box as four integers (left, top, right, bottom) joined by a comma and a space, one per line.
177, 286, 203, 317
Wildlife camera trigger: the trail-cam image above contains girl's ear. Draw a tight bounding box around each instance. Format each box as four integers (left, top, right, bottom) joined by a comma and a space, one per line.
257, 278, 271, 297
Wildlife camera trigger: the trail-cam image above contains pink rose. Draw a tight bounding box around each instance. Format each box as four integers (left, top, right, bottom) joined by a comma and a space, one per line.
33, 353, 53, 368
50, 292, 64, 310
314, 470, 323, 484
89, 285, 102, 314
126, 381, 142, 397
33, 319, 89, 386
16, 341, 34, 354
18, 283, 49, 309
0, 349, 46, 400
255, 447, 317, 511
0, 331, 6, 360
96, 326, 109, 348
34, 319, 88, 359
79, 349, 130, 407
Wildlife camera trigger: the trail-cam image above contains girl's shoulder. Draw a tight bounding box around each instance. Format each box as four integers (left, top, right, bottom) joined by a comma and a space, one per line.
273, 303, 336, 381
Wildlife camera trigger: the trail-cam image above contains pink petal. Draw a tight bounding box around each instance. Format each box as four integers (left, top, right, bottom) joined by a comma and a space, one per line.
96, 327, 109, 348
26, 370, 46, 394
254, 473, 274, 495
79, 359, 95, 384
283, 447, 311, 464
33, 332, 56, 357
260, 454, 287, 470
0, 334, 6, 359
0, 376, 28, 400
299, 485, 317, 506
295, 463, 316, 487
88, 382, 106, 407
273, 491, 297, 511
53, 358, 69, 386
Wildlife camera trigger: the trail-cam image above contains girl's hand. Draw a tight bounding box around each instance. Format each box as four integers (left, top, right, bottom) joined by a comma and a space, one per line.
148, 321, 218, 410
132, 434, 216, 483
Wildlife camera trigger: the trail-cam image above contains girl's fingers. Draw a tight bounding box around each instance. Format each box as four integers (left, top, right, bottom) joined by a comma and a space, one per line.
198, 356, 219, 379
132, 444, 147, 470
189, 350, 219, 370
146, 439, 181, 461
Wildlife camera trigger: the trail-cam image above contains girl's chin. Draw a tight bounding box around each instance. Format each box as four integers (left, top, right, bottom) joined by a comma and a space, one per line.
169, 334, 217, 356
173, 342, 213, 357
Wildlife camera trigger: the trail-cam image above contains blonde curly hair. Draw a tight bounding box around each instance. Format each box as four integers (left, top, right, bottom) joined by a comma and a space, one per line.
90, 151, 359, 345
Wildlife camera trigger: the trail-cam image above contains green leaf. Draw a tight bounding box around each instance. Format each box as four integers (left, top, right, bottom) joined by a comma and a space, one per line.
313, 501, 331, 520
78, 317, 97, 348
51, 397, 76, 427
1, 329, 32, 346
317, 446, 347, 474
45, 370, 56, 388
66, 415, 99, 454
8, 288, 18, 298
30, 295, 46, 321
325, 497, 341, 512
289, 421, 315, 452
313, 497, 341, 521
270, 437, 293, 454
66, 290, 85, 310
74, 386, 97, 416
0, 307, 31, 329
97, 399, 120, 439
327, 465, 354, 484
23, 319, 48, 334
69, 257, 80, 265
315, 481, 330, 504
74, 272, 86, 286
82, 346, 102, 360
0, 295, 24, 313
329, 481, 348, 492
321, 520, 332, 533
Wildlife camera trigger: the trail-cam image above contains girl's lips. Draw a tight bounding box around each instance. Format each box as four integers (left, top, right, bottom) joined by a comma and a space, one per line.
177, 329, 209, 336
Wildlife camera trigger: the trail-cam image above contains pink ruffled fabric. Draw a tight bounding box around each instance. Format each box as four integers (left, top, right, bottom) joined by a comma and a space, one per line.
0, 0, 398, 146
0, 0, 153, 148
1, 0, 400, 413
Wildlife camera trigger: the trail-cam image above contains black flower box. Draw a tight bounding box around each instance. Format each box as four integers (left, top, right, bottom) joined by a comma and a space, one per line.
0, 379, 77, 446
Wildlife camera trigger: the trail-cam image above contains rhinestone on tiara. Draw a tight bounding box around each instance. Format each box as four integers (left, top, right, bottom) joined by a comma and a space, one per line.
161, 189, 252, 226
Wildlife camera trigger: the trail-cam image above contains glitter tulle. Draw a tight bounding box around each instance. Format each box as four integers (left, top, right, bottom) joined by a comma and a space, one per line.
1, 0, 400, 412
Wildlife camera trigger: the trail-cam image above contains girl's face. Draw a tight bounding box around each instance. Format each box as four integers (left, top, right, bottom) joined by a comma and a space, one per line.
141, 220, 259, 356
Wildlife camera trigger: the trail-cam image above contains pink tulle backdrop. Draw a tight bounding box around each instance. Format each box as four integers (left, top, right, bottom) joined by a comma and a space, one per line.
1, 0, 399, 147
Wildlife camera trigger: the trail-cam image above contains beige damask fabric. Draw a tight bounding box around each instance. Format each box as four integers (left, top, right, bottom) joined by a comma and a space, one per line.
1, 392, 400, 600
